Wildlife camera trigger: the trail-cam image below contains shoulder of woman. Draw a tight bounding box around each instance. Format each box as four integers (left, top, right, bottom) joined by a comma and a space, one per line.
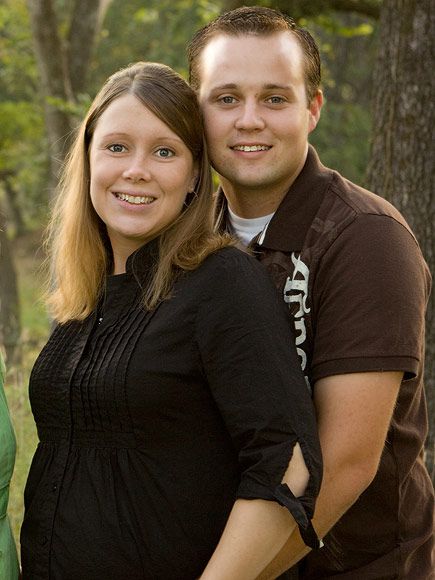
201, 245, 264, 275
190, 245, 277, 300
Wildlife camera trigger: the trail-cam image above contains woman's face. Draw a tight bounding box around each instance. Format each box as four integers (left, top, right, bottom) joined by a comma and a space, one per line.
89, 93, 196, 268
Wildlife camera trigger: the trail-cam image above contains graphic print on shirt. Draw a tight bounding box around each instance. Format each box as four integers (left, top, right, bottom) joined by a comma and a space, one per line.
283, 253, 311, 392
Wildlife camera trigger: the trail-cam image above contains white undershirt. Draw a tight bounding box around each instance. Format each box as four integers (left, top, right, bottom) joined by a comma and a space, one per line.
228, 207, 275, 247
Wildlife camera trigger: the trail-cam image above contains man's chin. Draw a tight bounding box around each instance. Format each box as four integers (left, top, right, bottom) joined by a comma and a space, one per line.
221, 175, 274, 192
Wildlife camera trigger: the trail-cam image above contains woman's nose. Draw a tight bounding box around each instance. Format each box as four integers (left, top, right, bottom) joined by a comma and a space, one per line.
122, 155, 152, 182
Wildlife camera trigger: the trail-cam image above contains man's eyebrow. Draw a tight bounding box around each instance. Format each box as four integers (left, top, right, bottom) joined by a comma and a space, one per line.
210, 83, 238, 91
209, 83, 296, 92
263, 83, 295, 91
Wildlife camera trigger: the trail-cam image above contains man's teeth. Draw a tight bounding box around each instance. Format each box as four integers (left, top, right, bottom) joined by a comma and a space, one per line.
233, 145, 270, 152
116, 193, 155, 205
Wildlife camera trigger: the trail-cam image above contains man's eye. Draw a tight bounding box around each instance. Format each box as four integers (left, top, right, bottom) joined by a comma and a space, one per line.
156, 147, 174, 158
108, 144, 126, 153
267, 96, 285, 104
219, 96, 236, 104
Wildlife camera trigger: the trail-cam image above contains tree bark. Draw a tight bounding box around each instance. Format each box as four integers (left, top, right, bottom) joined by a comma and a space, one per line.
26, 0, 110, 194
66, 0, 112, 95
366, 0, 434, 480
2, 177, 26, 237
0, 208, 21, 365
26, 0, 74, 191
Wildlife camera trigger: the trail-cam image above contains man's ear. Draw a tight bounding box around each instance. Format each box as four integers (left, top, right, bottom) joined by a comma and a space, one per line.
308, 90, 323, 134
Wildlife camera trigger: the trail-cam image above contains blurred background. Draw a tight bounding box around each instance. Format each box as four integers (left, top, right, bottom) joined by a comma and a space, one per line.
0, 0, 433, 549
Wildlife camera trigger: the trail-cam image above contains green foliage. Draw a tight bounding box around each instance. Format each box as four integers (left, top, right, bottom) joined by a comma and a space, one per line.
0, 0, 38, 100
45, 93, 91, 119
300, 13, 374, 37
0, 0, 49, 228
7, 235, 49, 547
0, 102, 43, 167
19, 283, 49, 342
90, 0, 222, 94
310, 100, 372, 184
305, 12, 377, 184
8, 367, 38, 550
0, 99, 48, 228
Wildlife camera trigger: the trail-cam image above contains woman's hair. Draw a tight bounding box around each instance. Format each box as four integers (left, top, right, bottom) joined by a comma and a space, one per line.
46, 61, 232, 322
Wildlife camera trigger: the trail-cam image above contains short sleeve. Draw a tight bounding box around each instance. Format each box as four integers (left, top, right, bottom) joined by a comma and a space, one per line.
195, 248, 322, 549
311, 214, 431, 382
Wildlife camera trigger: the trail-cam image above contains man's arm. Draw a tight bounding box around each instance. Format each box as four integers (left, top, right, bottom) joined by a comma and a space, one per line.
257, 370, 403, 579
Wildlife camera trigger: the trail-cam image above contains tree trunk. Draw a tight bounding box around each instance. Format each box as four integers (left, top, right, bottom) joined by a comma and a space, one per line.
366, 0, 434, 480
0, 209, 21, 365
67, 0, 112, 95
27, 0, 111, 195
3, 177, 26, 237
26, 0, 74, 194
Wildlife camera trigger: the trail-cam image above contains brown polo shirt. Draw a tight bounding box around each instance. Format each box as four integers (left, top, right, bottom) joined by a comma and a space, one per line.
219, 146, 434, 578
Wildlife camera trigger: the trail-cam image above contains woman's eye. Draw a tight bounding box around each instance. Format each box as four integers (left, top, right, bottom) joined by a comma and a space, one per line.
156, 147, 174, 158
108, 144, 126, 153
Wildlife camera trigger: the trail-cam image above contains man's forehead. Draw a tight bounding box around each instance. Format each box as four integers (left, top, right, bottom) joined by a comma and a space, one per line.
198, 32, 304, 86
201, 30, 300, 54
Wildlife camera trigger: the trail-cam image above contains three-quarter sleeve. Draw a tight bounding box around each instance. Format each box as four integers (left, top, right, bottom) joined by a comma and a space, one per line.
195, 248, 322, 549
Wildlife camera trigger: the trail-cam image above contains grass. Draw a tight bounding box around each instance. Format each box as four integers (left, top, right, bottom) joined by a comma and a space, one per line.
4, 230, 50, 551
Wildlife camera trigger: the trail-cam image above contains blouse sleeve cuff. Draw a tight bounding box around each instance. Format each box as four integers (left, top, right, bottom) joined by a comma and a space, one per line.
238, 480, 322, 550
273, 482, 321, 550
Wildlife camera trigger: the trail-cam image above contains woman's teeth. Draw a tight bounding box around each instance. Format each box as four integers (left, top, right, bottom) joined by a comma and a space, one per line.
115, 193, 155, 205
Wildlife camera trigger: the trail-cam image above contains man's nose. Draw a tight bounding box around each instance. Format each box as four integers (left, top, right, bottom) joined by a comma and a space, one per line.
234, 101, 265, 131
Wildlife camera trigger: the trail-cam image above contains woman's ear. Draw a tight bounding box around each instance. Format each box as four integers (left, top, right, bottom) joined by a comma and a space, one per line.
183, 189, 198, 208
189, 170, 199, 193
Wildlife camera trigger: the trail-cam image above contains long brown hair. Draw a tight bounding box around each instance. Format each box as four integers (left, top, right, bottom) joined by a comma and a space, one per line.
46, 61, 232, 322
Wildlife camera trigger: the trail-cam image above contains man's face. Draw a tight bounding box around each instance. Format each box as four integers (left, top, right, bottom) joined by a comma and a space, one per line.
197, 32, 321, 216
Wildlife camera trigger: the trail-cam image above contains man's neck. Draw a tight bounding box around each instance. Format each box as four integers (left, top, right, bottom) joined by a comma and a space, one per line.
220, 182, 287, 219
218, 152, 308, 218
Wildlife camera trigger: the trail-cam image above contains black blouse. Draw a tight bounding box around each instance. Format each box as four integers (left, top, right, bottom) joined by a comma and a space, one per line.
21, 243, 321, 580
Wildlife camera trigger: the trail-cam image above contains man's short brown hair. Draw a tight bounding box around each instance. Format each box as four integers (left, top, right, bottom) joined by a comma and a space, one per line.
187, 6, 321, 104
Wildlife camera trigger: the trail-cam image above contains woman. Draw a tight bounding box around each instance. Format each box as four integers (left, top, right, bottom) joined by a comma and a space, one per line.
21, 62, 322, 580
0, 352, 20, 579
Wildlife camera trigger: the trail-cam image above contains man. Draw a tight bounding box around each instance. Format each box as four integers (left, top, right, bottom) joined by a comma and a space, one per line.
187, 6, 434, 579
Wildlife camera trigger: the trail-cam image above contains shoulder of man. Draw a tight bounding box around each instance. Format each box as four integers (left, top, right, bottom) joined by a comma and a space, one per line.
326, 167, 415, 236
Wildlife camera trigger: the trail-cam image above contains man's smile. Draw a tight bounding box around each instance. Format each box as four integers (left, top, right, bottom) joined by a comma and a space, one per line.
231, 144, 272, 152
